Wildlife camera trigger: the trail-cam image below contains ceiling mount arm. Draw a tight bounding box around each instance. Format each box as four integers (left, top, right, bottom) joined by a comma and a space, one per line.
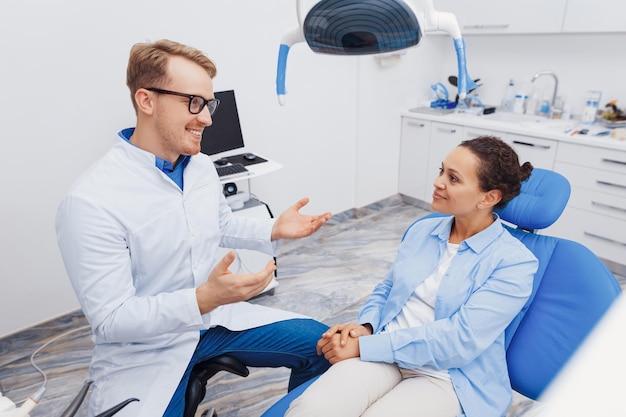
421, 2, 477, 99
453, 37, 477, 99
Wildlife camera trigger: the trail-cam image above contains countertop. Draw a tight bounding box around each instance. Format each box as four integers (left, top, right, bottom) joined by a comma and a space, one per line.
402, 107, 626, 152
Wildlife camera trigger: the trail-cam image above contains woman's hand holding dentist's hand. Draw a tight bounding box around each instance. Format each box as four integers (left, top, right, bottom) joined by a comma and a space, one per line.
271, 197, 331, 241
195, 251, 276, 314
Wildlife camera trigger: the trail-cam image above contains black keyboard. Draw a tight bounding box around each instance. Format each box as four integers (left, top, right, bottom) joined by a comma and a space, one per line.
216, 162, 249, 177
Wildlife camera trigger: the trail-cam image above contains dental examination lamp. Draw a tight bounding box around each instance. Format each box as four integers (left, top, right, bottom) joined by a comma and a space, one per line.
276, 0, 478, 105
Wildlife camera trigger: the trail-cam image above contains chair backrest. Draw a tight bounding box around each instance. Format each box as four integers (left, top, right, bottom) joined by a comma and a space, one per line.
503, 228, 620, 399
406, 168, 621, 400
498, 168, 621, 399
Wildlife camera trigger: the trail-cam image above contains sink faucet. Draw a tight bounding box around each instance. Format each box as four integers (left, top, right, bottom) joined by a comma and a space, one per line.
531, 70, 559, 117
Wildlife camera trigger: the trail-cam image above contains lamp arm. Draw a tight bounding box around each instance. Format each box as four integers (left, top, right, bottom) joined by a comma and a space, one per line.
276, 26, 305, 106
296, 0, 307, 27
453, 37, 478, 99
428, 10, 462, 39
418, 0, 476, 99
276, 0, 477, 103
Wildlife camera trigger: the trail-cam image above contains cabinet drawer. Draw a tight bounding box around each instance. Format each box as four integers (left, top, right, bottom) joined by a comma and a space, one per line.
556, 162, 626, 199
563, 0, 626, 33
568, 186, 626, 221
463, 126, 503, 141
557, 142, 626, 174
506, 134, 557, 170
550, 206, 626, 266
435, 0, 567, 34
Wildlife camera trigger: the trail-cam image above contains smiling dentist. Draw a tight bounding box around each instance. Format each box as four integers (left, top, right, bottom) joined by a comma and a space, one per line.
55, 39, 331, 417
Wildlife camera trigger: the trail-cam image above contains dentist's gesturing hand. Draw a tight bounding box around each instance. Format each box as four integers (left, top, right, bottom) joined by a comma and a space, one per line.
271, 197, 331, 240
195, 250, 276, 314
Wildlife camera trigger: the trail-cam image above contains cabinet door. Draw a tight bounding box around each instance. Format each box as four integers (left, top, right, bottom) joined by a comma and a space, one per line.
549, 206, 626, 266
463, 126, 504, 141
425, 122, 464, 201
398, 117, 431, 201
435, 0, 567, 34
505, 134, 557, 170
562, 0, 626, 33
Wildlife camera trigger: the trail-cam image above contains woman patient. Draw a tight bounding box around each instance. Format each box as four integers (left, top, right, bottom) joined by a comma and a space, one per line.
285, 136, 538, 417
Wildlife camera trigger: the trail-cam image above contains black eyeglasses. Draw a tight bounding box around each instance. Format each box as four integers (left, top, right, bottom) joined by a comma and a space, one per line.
146, 88, 220, 116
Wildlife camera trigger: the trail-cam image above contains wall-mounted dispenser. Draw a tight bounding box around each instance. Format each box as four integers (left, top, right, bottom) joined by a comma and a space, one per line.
276, 0, 477, 105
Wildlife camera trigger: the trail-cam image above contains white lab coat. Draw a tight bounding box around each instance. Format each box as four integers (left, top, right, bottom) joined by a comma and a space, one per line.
55, 135, 302, 416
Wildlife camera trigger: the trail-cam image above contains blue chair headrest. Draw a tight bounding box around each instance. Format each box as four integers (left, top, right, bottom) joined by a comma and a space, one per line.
496, 168, 571, 231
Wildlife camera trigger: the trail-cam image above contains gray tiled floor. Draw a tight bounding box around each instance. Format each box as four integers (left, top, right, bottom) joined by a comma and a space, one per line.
0, 194, 623, 417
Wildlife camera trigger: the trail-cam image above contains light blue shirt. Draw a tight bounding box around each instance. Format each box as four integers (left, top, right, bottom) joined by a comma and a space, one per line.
119, 127, 191, 189
358, 215, 538, 417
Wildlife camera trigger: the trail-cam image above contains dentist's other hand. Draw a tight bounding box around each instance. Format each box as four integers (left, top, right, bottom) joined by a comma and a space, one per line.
196, 251, 276, 314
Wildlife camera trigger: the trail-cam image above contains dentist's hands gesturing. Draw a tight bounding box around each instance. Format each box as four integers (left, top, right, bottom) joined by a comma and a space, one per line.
196, 198, 329, 315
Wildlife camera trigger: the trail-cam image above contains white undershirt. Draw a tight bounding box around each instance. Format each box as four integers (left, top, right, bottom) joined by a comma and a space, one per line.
384, 242, 460, 380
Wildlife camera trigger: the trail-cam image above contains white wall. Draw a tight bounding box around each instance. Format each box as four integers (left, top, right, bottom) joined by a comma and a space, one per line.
440, 34, 626, 117
0, 0, 361, 337
354, 38, 448, 207
1, 1, 625, 337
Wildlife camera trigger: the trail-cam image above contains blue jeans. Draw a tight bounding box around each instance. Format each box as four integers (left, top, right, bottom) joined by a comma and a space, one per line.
163, 318, 330, 416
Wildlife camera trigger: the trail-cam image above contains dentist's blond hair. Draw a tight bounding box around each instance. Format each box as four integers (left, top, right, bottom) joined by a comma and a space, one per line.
126, 39, 217, 113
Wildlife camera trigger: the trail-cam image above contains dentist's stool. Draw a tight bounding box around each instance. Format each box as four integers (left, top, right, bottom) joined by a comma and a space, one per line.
184, 355, 249, 417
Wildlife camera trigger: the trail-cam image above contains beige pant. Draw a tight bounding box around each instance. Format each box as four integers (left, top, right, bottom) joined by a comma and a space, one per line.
285, 358, 462, 417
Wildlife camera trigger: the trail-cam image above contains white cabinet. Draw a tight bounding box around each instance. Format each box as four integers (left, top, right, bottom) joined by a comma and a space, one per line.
435, 0, 625, 35
562, 0, 626, 33
435, 0, 567, 34
552, 142, 626, 265
463, 126, 502, 141
398, 120, 559, 202
398, 112, 626, 270
398, 117, 431, 201
398, 118, 464, 202
425, 122, 464, 201
505, 134, 558, 170
463, 128, 559, 176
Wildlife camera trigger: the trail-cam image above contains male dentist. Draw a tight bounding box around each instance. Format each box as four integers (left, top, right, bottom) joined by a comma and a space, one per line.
56, 39, 331, 417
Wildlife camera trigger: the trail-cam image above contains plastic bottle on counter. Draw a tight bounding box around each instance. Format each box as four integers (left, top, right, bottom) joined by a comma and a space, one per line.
581, 91, 602, 124
501, 79, 516, 112
539, 97, 551, 117
526, 92, 540, 115
561, 103, 572, 120
512, 83, 528, 114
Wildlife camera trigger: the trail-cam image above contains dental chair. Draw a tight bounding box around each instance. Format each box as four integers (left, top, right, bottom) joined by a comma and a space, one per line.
260, 167, 622, 416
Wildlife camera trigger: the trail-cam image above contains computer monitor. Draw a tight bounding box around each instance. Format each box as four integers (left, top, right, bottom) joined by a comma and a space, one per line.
201, 90, 245, 156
